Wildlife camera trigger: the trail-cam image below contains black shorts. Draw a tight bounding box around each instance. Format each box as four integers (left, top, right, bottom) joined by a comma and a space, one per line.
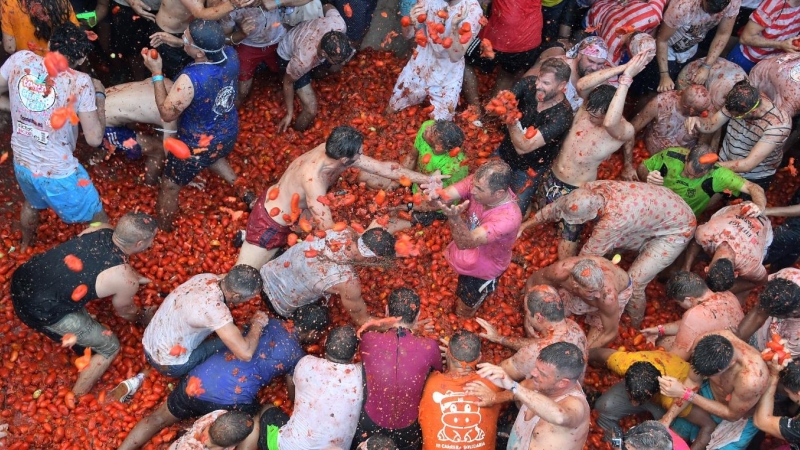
466, 38, 540, 75
149, 22, 193, 79
164, 139, 235, 186
539, 171, 583, 242
277, 55, 312, 90
257, 407, 290, 450
167, 376, 259, 420
350, 407, 422, 450
410, 211, 447, 227
455, 274, 498, 308
111, 3, 154, 57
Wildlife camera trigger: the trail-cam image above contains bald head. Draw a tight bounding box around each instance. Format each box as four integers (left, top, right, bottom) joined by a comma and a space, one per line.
681, 85, 711, 115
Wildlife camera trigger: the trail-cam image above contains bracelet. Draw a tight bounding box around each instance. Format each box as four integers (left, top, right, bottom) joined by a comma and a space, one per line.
95, 92, 106, 99
618, 75, 633, 86
701, 62, 712, 69
682, 388, 695, 402
657, 324, 665, 337
151, 75, 164, 83
510, 381, 519, 393
230, 34, 243, 45
659, 70, 669, 74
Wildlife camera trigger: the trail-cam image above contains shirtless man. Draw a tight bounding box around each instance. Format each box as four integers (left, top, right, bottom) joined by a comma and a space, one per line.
470, 342, 590, 450
518, 181, 697, 326
543, 53, 648, 258
641, 271, 743, 360
738, 269, 800, 359
101, 78, 178, 186
749, 53, 800, 118
526, 257, 632, 349
677, 58, 747, 112
475, 285, 587, 381
236, 126, 440, 268
658, 331, 769, 450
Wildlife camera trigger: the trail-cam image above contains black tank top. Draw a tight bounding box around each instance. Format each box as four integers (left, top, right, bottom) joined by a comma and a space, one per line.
11, 229, 128, 328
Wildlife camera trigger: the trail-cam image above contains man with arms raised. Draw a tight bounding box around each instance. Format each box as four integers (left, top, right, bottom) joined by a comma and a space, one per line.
236, 126, 439, 268
658, 331, 769, 450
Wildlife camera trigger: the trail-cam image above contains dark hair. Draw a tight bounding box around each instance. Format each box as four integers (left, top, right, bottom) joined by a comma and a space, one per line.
759, 278, 800, 317
707, 259, 735, 292
224, 265, 262, 299
690, 334, 734, 376
585, 85, 617, 115
361, 228, 396, 258
724, 81, 760, 116
686, 144, 717, 175
208, 411, 254, 447
625, 362, 662, 403
538, 342, 585, 381
705, 0, 732, 14
432, 121, 465, 151
114, 212, 158, 247
292, 303, 330, 334
188, 19, 227, 62
49, 23, 93, 66
326, 126, 363, 160
365, 433, 398, 450
25, 0, 73, 42
388, 288, 420, 324
449, 330, 481, 362
781, 360, 800, 394
666, 271, 708, 301
526, 285, 565, 322
624, 421, 673, 450
326, 326, 358, 362
475, 159, 512, 192
539, 58, 572, 84
320, 31, 352, 65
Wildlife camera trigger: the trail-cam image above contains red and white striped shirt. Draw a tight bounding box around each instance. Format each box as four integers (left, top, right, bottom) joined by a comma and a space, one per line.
741, 0, 800, 62
588, 0, 668, 65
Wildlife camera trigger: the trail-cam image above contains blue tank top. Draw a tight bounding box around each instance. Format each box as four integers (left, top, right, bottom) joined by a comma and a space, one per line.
177, 46, 239, 150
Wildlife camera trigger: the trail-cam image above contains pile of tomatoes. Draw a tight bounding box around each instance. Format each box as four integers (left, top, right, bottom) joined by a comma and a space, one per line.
0, 48, 798, 449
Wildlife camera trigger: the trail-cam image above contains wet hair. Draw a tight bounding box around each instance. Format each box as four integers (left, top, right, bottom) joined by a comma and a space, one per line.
539, 58, 572, 84
24, 0, 73, 42
585, 84, 617, 115
365, 434, 399, 450
705, 0, 731, 14
526, 285, 565, 322
114, 212, 158, 248
538, 342, 585, 381
431, 121, 465, 151
325, 325, 358, 362
320, 31, 352, 65
690, 334, 734, 376
724, 81, 760, 117
361, 228, 396, 258
625, 362, 662, 403
571, 259, 604, 290
49, 23, 93, 66
666, 271, 708, 301
682, 85, 711, 111
224, 265, 262, 299
388, 288, 420, 324
326, 126, 364, 160
624, 421, 673, 450
781, 360, 800, 394
208, 411, 254, 447
292, 303, 330, 335
707, 258, 735, 292
188, 20, 227, 63
759, 278, 800, 317
474, 159, 512, 193
449, 330, 481, 362
686, 144, 717, 175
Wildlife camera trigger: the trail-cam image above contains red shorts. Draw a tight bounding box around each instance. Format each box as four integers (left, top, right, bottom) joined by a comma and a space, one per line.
236, 43, 280, 81
245, 189, 291, 250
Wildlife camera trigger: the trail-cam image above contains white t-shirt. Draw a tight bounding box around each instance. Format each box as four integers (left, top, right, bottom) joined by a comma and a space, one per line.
142, 274, 233, 366
0, 50, 96, 177
277, 8, 346, 80
278, 356, 363, 449
220, 7, 286, 48
663, 0, 741, 63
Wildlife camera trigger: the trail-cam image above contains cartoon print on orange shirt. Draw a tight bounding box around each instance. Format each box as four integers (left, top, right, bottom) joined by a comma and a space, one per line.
432, 390, 485, 443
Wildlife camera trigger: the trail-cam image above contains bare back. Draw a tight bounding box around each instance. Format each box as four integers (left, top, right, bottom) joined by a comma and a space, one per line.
105, 79, 176, 130
156, 0, 195, 33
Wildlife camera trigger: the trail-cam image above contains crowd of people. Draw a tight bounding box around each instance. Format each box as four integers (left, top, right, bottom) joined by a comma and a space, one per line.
1, 0, 800, 446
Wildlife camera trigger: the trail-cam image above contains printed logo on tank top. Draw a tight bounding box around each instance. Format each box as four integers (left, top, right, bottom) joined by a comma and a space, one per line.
791, 65, 800, 83
212, 85, 236, 116
432, 390, 486, 444
17, 74, 56, 112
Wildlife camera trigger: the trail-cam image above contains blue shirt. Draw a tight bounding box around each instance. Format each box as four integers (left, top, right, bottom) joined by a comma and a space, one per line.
177, 46, 239, 151
190, 320, 304, 405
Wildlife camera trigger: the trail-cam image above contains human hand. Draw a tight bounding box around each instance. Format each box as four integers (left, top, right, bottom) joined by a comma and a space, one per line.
0, 423, 8, 440
684, 116, 702, 135
657, 74, 675, 93
138, 276, 152, 285
414, 318, 435, 335
440, 200, 469, 218
251, 311, 270, 327
658, 375, 687, 398
128, 0, 156, 21
475, 317, 502, 343
690, 65, 710, 85
741, 201, 762, 218
779, 39, 800, 53
141, 48, 163, 74
476, 362, 514, 390
240, 15, 257, 35
623, 52, 650, 77
517, 220, 533, 239
150, 32, 183, 48
277, 113, 292, 133
640, 327, 660, 338
465, 381, 499, 407
409, 3, 426, 21
646, 170, 664, 186
621, 164, 639, 181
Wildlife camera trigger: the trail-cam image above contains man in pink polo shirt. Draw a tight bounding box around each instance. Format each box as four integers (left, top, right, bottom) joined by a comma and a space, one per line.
431, 160, 522, 317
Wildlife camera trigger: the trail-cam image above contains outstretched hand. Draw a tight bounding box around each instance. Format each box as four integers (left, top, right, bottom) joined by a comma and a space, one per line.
440, 200, 469, 218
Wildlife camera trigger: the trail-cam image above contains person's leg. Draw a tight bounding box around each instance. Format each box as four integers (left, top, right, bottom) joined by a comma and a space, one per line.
236, 241, 278, 269
117, 401, 181, 450
594, 382, 649, 439
238, 79, 254, 104
19, 200, 40, 252
510, 168, 539, 217
137, 133, 165, 186
684, 406, 718, 450
627, 238, 687, 327
209, 157, 238, 184
463, 64, 482, 107
455, 275, 497, 317
156, 177, 182, 232
294, 84, 318, 132
74, 350, 119, 396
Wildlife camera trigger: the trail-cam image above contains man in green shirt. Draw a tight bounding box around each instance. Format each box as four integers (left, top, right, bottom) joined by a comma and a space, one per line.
636, 144, 766, 216
362, 120, 468, 233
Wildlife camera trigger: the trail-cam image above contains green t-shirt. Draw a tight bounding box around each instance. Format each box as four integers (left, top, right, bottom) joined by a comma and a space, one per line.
411, 120, 469, 194
643, 147, 746, 215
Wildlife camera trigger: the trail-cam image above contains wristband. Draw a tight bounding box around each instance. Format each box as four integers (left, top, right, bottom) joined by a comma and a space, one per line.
95, 92, 106, 99
275, 0, 281, 5
659, 70, 669, 74
510, 381, 519, 393
682, 388, 695, 402
618, 75, 633, 86
701, 62, 712, 69
151, 75, 164, 83
657, 324, 665, 337
407, 202, 414, 212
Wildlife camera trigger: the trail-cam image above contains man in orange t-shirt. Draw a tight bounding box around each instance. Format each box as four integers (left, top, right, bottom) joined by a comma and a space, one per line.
419, 331, 501, 450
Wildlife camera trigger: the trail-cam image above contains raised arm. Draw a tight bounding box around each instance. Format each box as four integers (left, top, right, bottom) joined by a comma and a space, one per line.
737, 306, 770, 341
691, 15, 736, 85
753, 366, 783, 438
215, 313, 268, 362
329, 278, 371, 326
356, 155, 438, 185
603, 54, 649, 141
576, 65, 627, 100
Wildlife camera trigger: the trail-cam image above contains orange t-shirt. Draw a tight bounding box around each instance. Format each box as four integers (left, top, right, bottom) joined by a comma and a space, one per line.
0, 0, 78, 55
419, 371, 502, 450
